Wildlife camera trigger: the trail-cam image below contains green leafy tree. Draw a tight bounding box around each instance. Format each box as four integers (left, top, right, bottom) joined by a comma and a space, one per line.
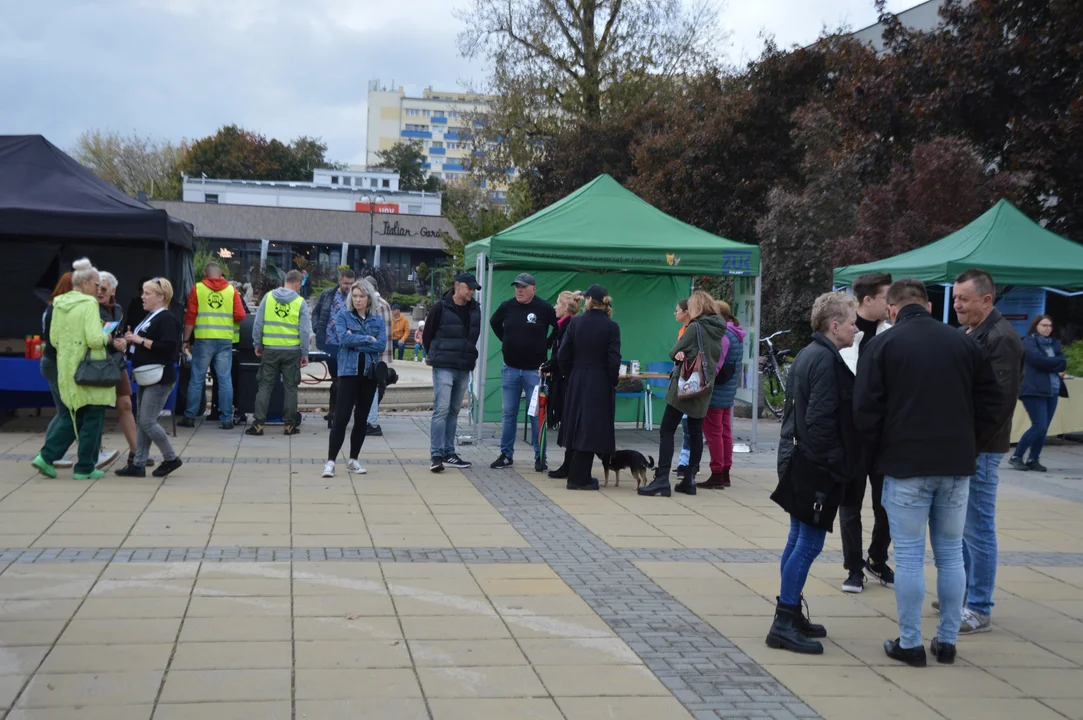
181, 125, 345, 180
374, 141, 441, 192
73, 130, 189, 200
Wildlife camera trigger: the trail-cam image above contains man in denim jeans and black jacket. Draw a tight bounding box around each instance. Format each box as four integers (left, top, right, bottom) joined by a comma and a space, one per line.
855, 278, 1002, 667
952, 268, 1024, 635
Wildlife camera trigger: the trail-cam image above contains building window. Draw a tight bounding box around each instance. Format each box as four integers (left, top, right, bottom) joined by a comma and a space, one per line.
405, 108, 419, 117
405, 124, 429, 132
382, 179, 390, 188
433, 110, 445, 118
422, 109, 431, 117
205, 194, 219, 204
331, 176, 339, 184
431, 141, 443, 149
370, 179, 378, 188
407, 204, 422, 213
447, 142, 459, 150
448, 111, 459, 119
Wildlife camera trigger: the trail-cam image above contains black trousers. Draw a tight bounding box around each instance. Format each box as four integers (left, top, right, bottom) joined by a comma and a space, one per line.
568, 450, 597, 484
657, 405, 702, 477
327, 375, 378, 461
325, 355, 340, 419
839, 473, 891, 570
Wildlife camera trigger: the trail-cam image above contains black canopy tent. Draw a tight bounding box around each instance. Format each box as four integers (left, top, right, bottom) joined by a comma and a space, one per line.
0, 135, 194, 342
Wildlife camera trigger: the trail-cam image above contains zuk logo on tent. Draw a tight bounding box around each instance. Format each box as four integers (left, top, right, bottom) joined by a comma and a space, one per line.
274, 303, 291, 318
207, 292, 224, 309
666, 253, 681, 266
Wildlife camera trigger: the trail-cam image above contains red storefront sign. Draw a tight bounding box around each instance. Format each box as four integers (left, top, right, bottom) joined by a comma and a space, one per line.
356, 203, 399, 214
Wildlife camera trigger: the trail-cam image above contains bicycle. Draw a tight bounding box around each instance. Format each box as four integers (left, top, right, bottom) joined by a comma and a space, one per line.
760, 330, 793, 418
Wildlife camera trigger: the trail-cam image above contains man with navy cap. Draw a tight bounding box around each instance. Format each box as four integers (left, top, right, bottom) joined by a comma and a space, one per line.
489, 273, 558, 472
422, 272, 483, 473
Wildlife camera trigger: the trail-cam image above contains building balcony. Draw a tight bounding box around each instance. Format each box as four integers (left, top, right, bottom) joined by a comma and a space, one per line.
401, 130, 432, 139
431, 116, 447, 124
429, 147, 446, 155
443, 163, 464, 172
444, 133, 459, 141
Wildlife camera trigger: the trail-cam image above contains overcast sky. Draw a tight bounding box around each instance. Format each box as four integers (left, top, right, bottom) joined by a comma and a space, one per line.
0, 0, 922, 167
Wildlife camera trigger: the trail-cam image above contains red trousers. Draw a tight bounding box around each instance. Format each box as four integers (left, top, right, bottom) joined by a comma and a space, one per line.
703, 407, 733, 473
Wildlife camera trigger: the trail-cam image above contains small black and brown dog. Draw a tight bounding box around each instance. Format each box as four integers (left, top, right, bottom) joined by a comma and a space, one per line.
600, 450, 655, 488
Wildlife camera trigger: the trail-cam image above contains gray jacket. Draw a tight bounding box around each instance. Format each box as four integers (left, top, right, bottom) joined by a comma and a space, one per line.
253, 287, 313, 357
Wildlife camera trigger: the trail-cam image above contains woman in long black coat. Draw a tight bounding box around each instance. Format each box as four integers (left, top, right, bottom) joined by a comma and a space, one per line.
557, 285, 621, 490
546, 290, 584, 480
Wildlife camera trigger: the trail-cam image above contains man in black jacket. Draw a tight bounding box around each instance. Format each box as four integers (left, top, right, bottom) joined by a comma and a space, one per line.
422, 273, 482, 473
489, 273, 558, 472
854, 278, 1002, 667
952, 268, 1024, 635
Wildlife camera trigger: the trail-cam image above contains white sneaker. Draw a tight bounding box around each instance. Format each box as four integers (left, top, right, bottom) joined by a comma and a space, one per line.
346, 459, 366, 474
96, 449, 120, 469
321, 461, 336, 478
54, 456, 75, 469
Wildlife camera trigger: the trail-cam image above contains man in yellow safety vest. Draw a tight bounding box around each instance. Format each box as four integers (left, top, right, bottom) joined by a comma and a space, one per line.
246, 270, 312, 436
180, 262, 246, 428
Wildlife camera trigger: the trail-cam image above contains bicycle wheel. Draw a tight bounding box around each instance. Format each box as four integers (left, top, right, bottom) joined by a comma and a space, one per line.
762, 363, 785, 418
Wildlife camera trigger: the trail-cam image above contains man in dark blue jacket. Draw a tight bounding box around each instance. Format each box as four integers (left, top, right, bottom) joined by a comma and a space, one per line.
422, 273, 482, 473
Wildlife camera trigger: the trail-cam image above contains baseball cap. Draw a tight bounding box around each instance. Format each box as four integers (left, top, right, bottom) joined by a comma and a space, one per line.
584, 284, 608, 301
391, 303, 401, 310
511, 273, 536, 287
455, 272, 482, 290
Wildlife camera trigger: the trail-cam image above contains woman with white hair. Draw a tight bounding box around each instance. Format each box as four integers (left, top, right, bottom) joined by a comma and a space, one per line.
96, 271, 138, 467
766, 291, 863, 655
32, 258, 116, 480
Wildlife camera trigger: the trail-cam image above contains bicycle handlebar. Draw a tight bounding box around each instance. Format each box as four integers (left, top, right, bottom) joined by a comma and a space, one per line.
762, 330, 791, 343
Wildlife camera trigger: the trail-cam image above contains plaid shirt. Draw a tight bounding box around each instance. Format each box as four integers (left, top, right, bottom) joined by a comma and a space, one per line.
374, 294, 394, 363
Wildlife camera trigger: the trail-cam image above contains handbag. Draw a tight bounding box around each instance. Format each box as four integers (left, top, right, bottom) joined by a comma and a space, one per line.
133, 363, 165, 386
74, 347, 123, 387
676, 323, 711, 399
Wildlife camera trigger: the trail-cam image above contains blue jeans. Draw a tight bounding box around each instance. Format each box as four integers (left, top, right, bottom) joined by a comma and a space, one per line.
678, 415, 691, 467
367, 394, 379, 425
395, 340, 406, 360
499, 366, 542, 461
779, 517, 826, 606
964, 453, 1001, 617
186, 339, 233, 421
431, 368, 470, 458
883, 475, 970, 648
1016, 396, 1058, 463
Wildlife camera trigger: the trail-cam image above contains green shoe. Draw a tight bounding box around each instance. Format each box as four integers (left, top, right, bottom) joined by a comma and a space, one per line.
31, 454, 57, 479
72, 469, 105, 480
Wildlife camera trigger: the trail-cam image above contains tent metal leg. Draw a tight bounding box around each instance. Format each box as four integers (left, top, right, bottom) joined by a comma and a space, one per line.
942, 283, 952, 324
751, 273, 762, 449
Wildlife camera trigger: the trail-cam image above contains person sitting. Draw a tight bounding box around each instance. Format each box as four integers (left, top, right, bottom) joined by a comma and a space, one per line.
390, 303, 412, 361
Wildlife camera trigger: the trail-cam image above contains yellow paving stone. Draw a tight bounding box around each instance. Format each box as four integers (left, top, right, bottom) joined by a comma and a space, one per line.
387, 576, 486, 597
735, 637, 863, 666
765, 665, 902, 697
875, 665, 1025, 698
475, 578, 574, 596
429, 698, 563, 720
490, 594, 596, 617
160, 668, 291, 703
0, 599, 81, 622
518, 637, 642, 665
294, 640, 412, 669
400, 615, 511, 640
75, 596, 189, 619
923, 698, 1071, 720
192, 577, 291, 597
804, 694, 944, 720
6, 707, 155, 720
956, 638, 1078, 668
0, 620, 68, 647
170, 641, 292, 670
505, 613, 617, 640
418, 665, 547, 698
983, 667, 1083, 698
179, 616, 292, 642
295, 697, 430, 719
15, 670, 163, 708
1044, 698, 1083, 720
293, 615, 404, 642
121, 535, 211, 548
408, 639, 529, 667
391, 596, 496, 616
185, 595, 291, 617
293, 594, 397, 617
40, 643, 174, 673
535, 664, 669, 696
556, 696, 695, 720
58, 617, 182, 645
153, 701, 292, 720
294, 668, 422, 699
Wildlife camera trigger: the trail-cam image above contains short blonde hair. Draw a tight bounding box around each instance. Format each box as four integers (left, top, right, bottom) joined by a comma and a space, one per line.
687, 290, 719, 319
557, 290, 583, 316
349, 280, 378, 317
586, 295, 613, 318
810, 292, 857, 334
143, 277, 174, 305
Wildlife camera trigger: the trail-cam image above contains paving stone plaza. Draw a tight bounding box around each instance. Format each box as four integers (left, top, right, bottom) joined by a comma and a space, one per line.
0, 413, 1081, 719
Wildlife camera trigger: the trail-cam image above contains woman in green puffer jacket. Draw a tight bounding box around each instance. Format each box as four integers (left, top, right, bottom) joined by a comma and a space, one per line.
32, 258, 116, 480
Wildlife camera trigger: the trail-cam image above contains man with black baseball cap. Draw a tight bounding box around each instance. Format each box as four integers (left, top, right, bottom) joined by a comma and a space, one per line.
489, 273, 558, 472
422, 272, 483, 472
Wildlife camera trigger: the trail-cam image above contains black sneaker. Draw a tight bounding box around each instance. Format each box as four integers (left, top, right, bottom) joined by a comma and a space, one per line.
930, 638, 956, 664
884, 638, 927, 667
1009, 456, 1029, 471
152, 458, 183, 478
220, 421, 234, 430
443, 453, 472, 469
114, 463, 145, 478
430, 455, 445, 473
490, 454, 513, 469
367, 424, 383, 437
841, 570, 865, 594
865, 559, 895, 589
1026, 459, 1048, 472
177, 417, 196, 428
535, 458, 548, 473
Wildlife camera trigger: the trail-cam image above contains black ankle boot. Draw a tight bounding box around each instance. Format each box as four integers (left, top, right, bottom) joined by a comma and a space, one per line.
766, 601, 823, 654
637, 472, 671, 497
674, 468, 697, 495
790, 596, 827, 639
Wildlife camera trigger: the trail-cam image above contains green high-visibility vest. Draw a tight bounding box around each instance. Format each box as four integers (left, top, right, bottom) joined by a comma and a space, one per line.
194, 283, 236, 340
261, 295, 302, 348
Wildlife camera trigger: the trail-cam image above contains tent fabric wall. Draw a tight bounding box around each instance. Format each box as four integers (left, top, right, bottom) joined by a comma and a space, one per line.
479, 268, 690, 424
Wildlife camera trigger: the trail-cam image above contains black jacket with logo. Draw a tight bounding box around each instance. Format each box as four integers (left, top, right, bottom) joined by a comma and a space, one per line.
854, 304, 1004, 479
489, 297, 557, 370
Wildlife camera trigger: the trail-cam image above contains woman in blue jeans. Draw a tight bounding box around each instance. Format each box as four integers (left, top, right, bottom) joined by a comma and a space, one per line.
768, 292, 862, 654
1011, 315, 1067, 473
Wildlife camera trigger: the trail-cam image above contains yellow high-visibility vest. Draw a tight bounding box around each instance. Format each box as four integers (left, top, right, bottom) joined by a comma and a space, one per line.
194, 283, 236, 340
261, 295, 302, 348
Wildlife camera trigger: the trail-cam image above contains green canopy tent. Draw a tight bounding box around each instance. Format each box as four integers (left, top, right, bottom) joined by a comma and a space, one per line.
834, 200, 1083, 320
464, 174, 765, 445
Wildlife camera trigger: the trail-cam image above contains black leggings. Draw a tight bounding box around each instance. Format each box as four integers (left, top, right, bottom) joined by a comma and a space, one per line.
658, 404, 702, 476
327, 374, 378, 461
